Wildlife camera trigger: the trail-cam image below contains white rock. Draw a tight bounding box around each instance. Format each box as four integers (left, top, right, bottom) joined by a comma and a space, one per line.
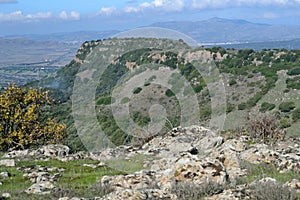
25, 181, 54, 195
1, 193, 11, 198
0, 172, 9, 179
0, 159, 15, 167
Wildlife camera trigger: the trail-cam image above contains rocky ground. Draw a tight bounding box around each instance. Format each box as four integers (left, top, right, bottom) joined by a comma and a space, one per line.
0, 125, 299, 199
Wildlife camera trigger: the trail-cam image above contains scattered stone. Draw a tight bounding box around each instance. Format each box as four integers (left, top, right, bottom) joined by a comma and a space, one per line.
285, 179, 300, 193
83, 162, 106, 169
1, 193, 11, 198
3, 149, 29, 158
58, 197, 70, 200
23, 171, 61, 183
39, 144, 70, 157
0, 159, 15, 167
0, 172, 10, 179
3, 144, 70, 159
25, 181, 55, 195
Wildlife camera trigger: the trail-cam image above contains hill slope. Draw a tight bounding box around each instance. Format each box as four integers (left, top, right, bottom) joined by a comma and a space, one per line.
29, 38, 300, 151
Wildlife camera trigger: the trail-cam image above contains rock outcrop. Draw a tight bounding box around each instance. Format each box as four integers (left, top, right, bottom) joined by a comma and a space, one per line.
97, 126, 299, 199
0, 125, 299, 199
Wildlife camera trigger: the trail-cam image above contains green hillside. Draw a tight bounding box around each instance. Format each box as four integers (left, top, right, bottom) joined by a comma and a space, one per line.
28, 38, 300, 151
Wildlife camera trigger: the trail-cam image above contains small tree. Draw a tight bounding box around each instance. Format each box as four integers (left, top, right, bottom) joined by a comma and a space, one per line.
0, 84, 66, 150
248, 114, 285, 143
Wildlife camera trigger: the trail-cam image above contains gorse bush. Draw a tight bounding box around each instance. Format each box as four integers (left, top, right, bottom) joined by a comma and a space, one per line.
0, 84, 66, 150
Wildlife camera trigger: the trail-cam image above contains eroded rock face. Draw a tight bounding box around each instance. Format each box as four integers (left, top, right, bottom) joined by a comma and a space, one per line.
141, 125, 223, 158
97, 126, 300, 199
99, 126, 230, 197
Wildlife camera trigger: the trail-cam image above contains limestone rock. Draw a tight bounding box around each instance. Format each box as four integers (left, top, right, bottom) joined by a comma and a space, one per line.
0, 159, 15, 167
1, 193, 11, 198
0, 172, 10, 179
25, 181, 55, 195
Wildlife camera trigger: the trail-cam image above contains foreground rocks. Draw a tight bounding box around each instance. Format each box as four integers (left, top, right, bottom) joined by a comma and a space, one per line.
98, 126, 299, 200
0, 125, 299, 199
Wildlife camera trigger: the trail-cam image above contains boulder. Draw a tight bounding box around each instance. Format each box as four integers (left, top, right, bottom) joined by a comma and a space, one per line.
0, 159, 15, 167
0, 172, 9, 179
25, 181, 55, 195
1, 193, 11, 199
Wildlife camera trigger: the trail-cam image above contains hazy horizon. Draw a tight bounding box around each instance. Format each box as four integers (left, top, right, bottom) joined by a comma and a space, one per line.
1, 0, 300, 36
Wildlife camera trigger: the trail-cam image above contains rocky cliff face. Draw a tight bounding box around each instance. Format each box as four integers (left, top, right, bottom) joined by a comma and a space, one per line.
0, 126, 299, 199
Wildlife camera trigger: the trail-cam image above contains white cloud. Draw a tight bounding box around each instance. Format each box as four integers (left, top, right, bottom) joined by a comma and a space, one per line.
0, 11, 52, 22
122, 0, 300, 13
26, 12, 52, 20
59, 11, 80, 20
190, 0, 300, 9
263, 12, 278, 19
125, 0, 185, 13
98, 6, 117, 16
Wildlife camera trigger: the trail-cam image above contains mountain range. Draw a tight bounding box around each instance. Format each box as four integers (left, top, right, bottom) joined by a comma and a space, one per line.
150, 18, 300, 44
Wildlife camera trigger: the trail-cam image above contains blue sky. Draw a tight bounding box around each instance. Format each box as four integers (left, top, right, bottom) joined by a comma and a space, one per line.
0, 0, 300, 36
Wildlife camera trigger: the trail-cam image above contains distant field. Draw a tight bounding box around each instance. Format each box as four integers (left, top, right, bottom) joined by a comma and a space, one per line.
206, 39, 300, 50
0, 38, 79, 67
0, 65, 60, 87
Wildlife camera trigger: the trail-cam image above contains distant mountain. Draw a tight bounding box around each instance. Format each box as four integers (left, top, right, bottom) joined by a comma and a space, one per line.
5, 30, 119, 43
150, 18, 300, 43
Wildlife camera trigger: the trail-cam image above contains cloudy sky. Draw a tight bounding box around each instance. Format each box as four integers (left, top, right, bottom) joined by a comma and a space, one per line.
0, 0, 300, 36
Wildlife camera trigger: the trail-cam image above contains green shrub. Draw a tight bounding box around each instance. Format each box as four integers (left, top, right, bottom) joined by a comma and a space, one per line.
165, 89, 175, 97
238, 102, 248, 110
193, 85, 203, 93
96, 96, 115, 105
283, 89, 290, 93
133, 87, 142, 94
260, 102, 276, 113
144, 82, 151, 87
287, 67, 300, 76
286, 77, 300, 90
121, 97, 130, 104
280, 117, 290, 128
279, 102, 295, 113
248, 73, 254, 78
229, 79, 237, 86
226, 103, 235, 113
292, 108, 300, 121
